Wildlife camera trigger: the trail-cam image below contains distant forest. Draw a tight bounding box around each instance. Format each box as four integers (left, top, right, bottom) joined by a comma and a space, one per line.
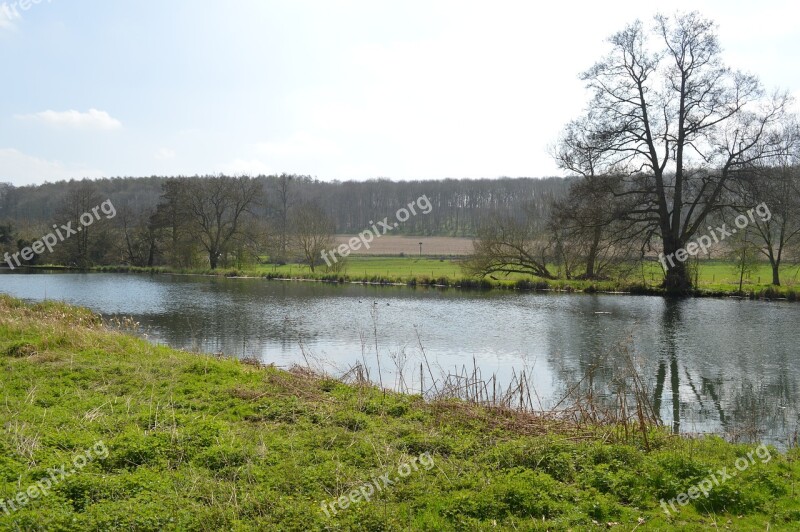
0, 175, 569, 237
0, 175, 572, 270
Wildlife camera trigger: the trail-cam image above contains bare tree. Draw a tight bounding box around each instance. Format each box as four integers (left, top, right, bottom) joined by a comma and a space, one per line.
151, 178, 199, 268
169, 176, 262, 269
736, 121, 800, 285
270, 173, 296, 261
119, 205, 161, 267
290, 201, 335, 272
552, 120, 654, 279
570, 11, 789, 293
55, 181, 104, 267
727, 226, 760, 292
464, 213, 555, 280
550, 175, 650, 279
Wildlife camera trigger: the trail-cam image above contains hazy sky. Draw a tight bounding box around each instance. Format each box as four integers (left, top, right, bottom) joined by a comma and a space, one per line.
1, 0, 798, 186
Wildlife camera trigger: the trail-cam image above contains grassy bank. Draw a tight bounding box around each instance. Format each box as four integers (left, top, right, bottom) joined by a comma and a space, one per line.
78, 256, 800, 301
0, 296, 798, 530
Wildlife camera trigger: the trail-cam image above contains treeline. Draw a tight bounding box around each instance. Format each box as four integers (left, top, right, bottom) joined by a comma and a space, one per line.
0, 175, 569, 236
467, 12, 800, 292
0, 175, 570, 270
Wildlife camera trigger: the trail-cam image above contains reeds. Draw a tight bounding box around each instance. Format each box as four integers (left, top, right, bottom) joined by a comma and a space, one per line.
283, 331, 663, 444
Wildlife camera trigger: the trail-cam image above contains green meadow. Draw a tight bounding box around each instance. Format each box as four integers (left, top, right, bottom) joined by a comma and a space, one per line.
95, 256, 800, 299
84, 255, 800, 301
258, 257, 800, 288
0, 295, 798, 530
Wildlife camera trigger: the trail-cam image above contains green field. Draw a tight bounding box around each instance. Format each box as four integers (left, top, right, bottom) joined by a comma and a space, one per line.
84, 255, 800, 300
1, 296, 799, 530
258, 257, 798, 283
256, 256, 464, 281
252, 257, 800, 296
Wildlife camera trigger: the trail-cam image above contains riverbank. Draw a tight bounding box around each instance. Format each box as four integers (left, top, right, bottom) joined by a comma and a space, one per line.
0, 296, 798, 530
14, 255, 800, 301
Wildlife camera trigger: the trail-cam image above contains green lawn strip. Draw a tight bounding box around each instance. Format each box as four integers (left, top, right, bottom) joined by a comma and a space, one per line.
0, 296, 798, 530
76, 257, 800, 300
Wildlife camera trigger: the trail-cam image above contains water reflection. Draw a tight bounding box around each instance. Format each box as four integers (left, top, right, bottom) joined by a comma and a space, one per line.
655, 298, 682, 433
0, 271, 797, 447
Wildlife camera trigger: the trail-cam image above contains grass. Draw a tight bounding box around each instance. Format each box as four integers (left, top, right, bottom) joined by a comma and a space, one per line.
0, 295, 799, 530
257, 256, 464, 281
81, 256, 800, 301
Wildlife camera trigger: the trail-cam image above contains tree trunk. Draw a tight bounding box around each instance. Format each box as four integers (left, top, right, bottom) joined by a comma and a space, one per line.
662, 238, 692, 294
739, 248, 746, 293
585, 226, 601, 279
664, 262, 692, 294
209, 252, 218, 269
772, 262, 781, 286
146, 234, 156, 267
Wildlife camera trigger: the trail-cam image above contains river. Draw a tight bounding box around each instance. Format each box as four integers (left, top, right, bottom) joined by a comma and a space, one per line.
1, 271, 797, 447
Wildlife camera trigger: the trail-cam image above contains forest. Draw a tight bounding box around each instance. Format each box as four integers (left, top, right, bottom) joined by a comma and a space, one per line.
0, 175, 570, 270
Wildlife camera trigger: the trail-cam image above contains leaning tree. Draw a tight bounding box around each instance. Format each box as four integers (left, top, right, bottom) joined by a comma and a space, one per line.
565, 11, 790, 293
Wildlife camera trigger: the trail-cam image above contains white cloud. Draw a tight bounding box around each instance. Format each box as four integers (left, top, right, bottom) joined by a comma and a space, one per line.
16, 109, 123, 130
0, 148, 104, 186
155, 147, 176, 160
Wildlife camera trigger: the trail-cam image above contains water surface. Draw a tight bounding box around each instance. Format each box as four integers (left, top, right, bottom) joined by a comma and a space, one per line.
1, 271, 797, 447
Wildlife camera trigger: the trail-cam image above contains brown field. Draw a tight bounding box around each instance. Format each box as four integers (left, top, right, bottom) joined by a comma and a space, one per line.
334, 235, 475, 256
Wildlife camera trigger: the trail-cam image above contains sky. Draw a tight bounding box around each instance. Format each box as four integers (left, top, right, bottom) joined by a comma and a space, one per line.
1, 0, 798, 186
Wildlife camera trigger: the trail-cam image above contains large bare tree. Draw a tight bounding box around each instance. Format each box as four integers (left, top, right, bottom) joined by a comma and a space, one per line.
569, 11, 789, 293
173, 176, 262, 269
151, 179, 199, 268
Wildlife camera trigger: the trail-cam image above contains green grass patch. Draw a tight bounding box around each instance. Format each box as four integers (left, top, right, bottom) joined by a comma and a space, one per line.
66, 256, 800, 301
0, 295, 798, 530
